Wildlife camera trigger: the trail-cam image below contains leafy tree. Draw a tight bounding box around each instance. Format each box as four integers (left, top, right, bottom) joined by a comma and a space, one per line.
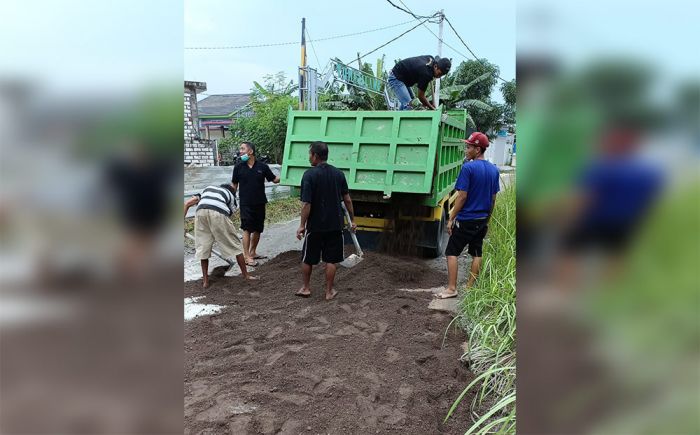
427, 71, 494, 129
443, 59, 499, 102
500, 79, 516, 126
420, 59, 506, 135
226, 72, 297, 163
501, 79, 516, 107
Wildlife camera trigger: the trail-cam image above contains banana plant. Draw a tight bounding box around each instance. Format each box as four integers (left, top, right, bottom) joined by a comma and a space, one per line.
426, 71, 495, 129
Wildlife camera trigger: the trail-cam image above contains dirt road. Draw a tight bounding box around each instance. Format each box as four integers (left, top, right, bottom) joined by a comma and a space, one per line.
184, 251, 473, 434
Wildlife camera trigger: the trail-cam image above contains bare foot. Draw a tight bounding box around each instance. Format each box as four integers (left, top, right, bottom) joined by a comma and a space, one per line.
295, 287, 311, 298
203, 280, 210, 289
325, 289, 338, 301
434, 290, 458, 299
244, 275, 260, 281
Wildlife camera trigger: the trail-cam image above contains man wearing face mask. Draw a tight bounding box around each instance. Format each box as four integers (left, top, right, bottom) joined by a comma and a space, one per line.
436, 132, 500, 299
231, 141, 280, 266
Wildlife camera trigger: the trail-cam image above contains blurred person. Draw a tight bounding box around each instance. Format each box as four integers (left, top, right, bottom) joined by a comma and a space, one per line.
231, 141, 280, 267
437, 132, 500, 299
295, 141, 356, 301
105, 144, 172, 278
557, 126, 664, 289
388, 55, 451, 110
183, 183, 256, 288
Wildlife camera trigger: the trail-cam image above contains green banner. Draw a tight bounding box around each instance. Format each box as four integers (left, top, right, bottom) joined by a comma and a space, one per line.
332, 60, 383, 94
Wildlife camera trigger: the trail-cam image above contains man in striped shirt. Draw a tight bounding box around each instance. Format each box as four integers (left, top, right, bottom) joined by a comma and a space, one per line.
184, 183, 256, 288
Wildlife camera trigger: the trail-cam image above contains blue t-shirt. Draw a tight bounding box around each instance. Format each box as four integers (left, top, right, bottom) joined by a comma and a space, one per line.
454, 160, 500, 220
577, 157, 663, 229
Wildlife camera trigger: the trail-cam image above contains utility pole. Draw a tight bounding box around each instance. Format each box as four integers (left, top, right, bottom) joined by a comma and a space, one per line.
434, 10, 444, 109
299, 18, 306, 110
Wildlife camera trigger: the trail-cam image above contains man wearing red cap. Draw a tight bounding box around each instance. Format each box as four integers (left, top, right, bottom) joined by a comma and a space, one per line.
436, 132, 500, 299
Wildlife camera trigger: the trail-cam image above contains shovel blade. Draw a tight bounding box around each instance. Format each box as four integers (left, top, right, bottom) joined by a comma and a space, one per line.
339, 254, 363, 268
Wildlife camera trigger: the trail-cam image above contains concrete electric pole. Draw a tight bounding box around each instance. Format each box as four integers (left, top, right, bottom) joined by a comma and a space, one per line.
299, 18, 306, 110
434, 10, 444, 109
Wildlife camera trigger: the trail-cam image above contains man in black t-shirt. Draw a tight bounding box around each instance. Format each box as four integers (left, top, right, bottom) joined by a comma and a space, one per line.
295, 141, 356, 301
231, 141, 280, 266
388, 55, 451, 110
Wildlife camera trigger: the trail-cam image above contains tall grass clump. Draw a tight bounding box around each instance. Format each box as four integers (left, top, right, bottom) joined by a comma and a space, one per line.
445, 182, 516, 434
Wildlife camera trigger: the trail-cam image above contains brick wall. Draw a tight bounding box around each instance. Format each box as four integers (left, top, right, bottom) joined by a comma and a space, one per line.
184, 82, 216, 167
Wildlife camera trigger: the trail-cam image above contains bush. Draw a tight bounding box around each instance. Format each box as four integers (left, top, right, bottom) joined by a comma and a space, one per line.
226, 72, 298, 164
229, 95, 294, 164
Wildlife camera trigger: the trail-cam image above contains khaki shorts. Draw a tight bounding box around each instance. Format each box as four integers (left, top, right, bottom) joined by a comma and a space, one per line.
194, 209, 243, 260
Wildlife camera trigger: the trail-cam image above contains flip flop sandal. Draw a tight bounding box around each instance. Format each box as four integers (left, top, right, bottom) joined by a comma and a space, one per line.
245, 260, 259, 267
294, 292, 311, 298
253, 255, 268, 260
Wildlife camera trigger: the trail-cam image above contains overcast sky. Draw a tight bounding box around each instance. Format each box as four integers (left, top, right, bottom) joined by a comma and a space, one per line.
2, 1, 695, 101
184, 0, 516, 101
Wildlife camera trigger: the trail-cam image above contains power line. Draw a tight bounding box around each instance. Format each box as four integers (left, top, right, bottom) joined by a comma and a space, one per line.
186, 41, 297, 50
344, 18, 430, 65
393, 1, 472, 62
385, 0, 440, 22
387, 0, 511, 83
305, 27, 322, 70
443, 16, 509, 83
185, 20, 415, 50
442, 17, 482, 65
308, 20, 414, 42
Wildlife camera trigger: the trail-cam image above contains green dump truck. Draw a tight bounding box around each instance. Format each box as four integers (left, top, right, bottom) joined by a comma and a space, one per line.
280, 108, 467, 257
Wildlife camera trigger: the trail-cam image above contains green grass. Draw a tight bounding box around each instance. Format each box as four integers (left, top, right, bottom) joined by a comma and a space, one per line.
445, 182, 516, 434
263, 196, 302, 225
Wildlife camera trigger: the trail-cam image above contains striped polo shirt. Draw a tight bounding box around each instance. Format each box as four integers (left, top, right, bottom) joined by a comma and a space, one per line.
196, 185, 237, 217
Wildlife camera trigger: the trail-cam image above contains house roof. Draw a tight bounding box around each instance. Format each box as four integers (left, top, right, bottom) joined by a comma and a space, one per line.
197, 94, 251, 117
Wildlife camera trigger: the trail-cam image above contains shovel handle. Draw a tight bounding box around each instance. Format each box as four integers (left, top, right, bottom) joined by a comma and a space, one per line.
340, 202, 363, 257
185, 232, 235, 266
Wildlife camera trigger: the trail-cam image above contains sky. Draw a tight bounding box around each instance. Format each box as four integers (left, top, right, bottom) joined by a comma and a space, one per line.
2, 0, 183, 98
184, 0, 516, 102
1, 0, 695, 100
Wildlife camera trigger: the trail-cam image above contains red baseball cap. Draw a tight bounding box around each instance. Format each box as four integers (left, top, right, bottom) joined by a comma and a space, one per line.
463, 132, 489, 148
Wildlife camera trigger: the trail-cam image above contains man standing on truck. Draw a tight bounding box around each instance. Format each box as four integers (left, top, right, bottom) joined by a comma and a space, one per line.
295, 141, 357, 301
231, 141, 280, 267
437, 132, 500, 299
387, 55, 451, 110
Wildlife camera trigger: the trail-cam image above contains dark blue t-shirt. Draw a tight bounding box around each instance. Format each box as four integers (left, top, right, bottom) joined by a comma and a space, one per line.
577, 157, 663, 229
454, 160, 500, 220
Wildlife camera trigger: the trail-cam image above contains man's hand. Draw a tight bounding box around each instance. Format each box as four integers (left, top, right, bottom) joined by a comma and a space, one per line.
184, 195, 200, 218
350, 221, 357, 232
447, 218, 454, 236
296, 226, 306, 240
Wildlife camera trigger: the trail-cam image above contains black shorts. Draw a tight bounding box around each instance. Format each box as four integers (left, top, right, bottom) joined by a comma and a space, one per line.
562, 224, 633, 253
445, 219, 488, 257
301, 231, 344, 265
239, 204, 266, 233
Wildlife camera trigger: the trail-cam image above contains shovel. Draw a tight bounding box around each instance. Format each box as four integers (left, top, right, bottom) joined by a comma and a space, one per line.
339, 202, 364, 268
185, 232, 239, 273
